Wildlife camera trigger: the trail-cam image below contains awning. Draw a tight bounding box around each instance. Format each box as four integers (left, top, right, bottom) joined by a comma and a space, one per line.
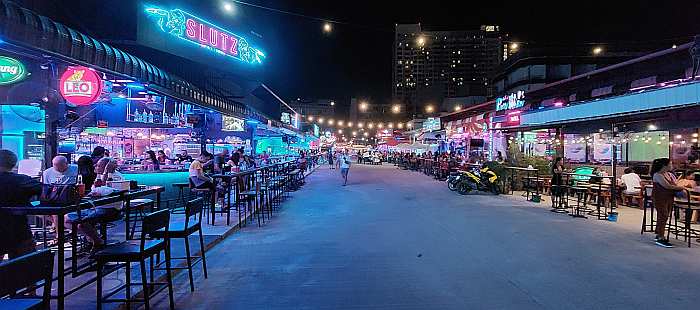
502, 81, 700, 130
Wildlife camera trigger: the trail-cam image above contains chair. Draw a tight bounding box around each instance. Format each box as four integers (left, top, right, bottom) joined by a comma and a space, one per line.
189, 178, 214, 224
95, 210, 174, 310
0, 249, 53, 310
125, 198, 155, 240
151, 198, 208, 291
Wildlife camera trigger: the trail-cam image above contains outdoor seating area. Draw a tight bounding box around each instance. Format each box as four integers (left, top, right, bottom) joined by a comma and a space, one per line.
0, 156, 322, 309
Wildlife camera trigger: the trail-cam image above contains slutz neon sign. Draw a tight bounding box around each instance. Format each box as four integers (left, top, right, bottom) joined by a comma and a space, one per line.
145, 6, 265, 65
495, 90, 525, 111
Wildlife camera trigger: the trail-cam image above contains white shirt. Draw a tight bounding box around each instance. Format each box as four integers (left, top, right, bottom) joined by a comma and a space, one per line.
620, 172, 641, 193
340, 155, 351, 169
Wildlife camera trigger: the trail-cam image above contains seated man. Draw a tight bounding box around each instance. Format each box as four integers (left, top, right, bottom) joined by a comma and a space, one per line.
42, 155, 78, 185
42, 155, 78, 232
619, 168, 642, 207
0, 150, 42, 260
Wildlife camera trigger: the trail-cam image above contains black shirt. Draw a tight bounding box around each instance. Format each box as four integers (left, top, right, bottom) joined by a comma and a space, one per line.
0, 171, 42, 249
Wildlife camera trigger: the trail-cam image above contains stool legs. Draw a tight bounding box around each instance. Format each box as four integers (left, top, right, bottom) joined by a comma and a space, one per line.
140, 261, 150, 310
199, 229, 208, 279
184, 237, 195, 292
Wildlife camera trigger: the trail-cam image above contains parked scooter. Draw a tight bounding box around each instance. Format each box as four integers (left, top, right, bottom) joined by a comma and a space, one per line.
454, 165, 500, 195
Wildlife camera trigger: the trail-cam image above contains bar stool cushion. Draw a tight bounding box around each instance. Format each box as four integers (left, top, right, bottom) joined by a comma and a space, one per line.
95, 240, 164, 260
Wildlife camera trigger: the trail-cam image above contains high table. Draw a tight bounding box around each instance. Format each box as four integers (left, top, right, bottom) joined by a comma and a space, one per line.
504, 166, 539, 201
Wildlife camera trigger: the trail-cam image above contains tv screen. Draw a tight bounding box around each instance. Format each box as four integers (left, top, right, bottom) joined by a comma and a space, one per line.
222, 116, 245, 132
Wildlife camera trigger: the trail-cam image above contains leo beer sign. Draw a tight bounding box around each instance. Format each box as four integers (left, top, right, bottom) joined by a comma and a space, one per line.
59, 66, 103, 105
0, 56, 28, 85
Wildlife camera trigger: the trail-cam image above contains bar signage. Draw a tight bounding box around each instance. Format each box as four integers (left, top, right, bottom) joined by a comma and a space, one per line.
495, 90, 525, 111
59, 66, 103, 105
0, 56, 27, 85
145, 6, 265, 65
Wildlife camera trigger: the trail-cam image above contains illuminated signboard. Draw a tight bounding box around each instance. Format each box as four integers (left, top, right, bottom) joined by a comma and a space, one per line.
495, 90, 525, 111
222, 115, 245, 131
280, 112, 291, 124
423, 117, 441, 132
145, 6, 265, 65
59, 66, 103, 106
0, 56, 27, 85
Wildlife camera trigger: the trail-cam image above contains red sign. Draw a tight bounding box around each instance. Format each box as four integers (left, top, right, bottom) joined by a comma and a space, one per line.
60, 66, 103, 105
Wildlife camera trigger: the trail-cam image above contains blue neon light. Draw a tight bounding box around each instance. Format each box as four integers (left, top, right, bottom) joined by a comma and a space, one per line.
145, 5, 265, 65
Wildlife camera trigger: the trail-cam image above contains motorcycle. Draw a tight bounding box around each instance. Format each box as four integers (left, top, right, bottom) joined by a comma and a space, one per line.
455, 166, 500, 195
446, 171, 461, 191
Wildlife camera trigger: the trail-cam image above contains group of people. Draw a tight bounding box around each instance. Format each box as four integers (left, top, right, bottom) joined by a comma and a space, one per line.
0, 146, 125, 260
551, 156, 697, 248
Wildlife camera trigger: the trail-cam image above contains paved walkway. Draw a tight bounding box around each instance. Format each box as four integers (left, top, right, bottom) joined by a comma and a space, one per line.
151, 164, 700, 310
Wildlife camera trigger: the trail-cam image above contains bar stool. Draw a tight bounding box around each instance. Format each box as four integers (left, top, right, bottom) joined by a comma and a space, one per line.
126, 198, 155, 240
151, 198, 208, 291
95, 210, 174, 310
189, 179, 213, 223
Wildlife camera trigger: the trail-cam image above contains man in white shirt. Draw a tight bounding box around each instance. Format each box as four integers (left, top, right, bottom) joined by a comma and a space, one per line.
340, 151, 351, 186
42, 155, 78, 185
620, 168, 642, 194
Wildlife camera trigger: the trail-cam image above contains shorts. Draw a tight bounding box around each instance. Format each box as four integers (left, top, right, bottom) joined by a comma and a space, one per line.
341, 168, 349, 175
66, 208, 121, 226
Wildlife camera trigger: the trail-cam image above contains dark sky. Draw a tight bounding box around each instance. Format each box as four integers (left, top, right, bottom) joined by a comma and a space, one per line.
23, 0, 700, 110
255, 0, 700, 106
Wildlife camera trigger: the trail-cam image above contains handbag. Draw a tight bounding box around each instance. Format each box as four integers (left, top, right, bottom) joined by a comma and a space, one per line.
40, 184, 79, 206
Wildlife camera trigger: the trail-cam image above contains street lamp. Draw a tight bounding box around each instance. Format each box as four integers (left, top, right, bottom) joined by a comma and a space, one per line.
510, 42, 519, 50
454, 105, 461, 112
222, 2, 235, 13
425, 105, 435, 113
392, 104, 401, 114
330, 100, 335, 106
359, 101, 368, 112
593, 46, 603, 55
417, 36, 426, 46
347, 122, 353, 127
338, 120, 344, 127
328, 119, 334, 125
318, 118, 324, 124
307, 116, 314, 121
357, 122, 363, 128
323, 22, 332, 33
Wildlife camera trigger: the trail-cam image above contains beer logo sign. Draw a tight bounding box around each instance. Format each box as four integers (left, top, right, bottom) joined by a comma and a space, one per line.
0, 56, 28, 85
59, 66, 103, 105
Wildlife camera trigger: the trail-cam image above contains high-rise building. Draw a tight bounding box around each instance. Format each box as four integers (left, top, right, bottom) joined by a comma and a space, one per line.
393, 24, 505, 115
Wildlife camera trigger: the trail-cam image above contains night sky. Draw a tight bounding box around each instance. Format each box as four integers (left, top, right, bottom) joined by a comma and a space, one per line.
25, 0, 700, 112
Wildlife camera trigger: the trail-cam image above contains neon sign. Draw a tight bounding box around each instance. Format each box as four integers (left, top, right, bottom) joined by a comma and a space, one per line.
495, 90, 525, 111
59, 66, 103, 106
0, 56, 27, 85
145, 6, 265, 65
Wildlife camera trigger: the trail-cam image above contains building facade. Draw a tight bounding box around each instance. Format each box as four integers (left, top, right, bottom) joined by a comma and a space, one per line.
393, 24, 504, 115
492, 43, 662, 98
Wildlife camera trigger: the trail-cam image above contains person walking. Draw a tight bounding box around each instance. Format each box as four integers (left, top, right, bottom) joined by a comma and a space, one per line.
327, 150, 334, 169
650, 158, 684, 248
340, 151, 351, 186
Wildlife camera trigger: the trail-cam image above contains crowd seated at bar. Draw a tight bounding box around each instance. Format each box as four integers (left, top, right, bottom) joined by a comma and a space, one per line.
0, 144, 321, 308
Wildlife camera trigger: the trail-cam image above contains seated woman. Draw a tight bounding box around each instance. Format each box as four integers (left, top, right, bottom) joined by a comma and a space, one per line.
64, 179, 122, 254
190, 152, 215, 190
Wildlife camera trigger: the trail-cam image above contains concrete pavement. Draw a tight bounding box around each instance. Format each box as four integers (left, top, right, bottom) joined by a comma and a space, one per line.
152, 163, 700, 309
